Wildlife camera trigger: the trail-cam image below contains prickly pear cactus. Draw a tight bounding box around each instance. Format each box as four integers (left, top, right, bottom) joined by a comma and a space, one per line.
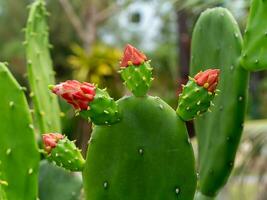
190, 8, 249, 199
25, 0, 61, 133
46, 45, 220, 200
0, 63, 40, 200
241, 0, 267, 71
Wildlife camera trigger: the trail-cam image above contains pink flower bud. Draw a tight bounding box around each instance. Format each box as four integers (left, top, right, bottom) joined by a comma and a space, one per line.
50, 80, 96, 110
120, 44, 147, 67
194, 69, 220, 92
43, 133, 64, 153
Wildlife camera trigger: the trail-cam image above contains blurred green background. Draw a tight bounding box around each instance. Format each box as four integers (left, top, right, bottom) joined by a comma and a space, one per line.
1, 0, 267, 199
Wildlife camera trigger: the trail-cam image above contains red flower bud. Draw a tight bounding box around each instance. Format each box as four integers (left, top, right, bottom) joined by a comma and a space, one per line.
194, 69, 220, 92
43, 133, 64, 153
120, 44, 147, 67
50, 80, 96, 110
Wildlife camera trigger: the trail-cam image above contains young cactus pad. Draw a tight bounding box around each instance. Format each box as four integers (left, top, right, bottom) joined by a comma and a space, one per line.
49, 81, 121, 125
120, 44, 153, 97
48, 45, 222, 200
0, 63, 39, 200
43, 133, 85, 171
177, 69, 220, 121
190, 8, 249, 198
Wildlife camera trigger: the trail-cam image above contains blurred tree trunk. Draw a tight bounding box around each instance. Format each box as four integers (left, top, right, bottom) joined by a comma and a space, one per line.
176, 10, 195, 137
58, 0, 129, 153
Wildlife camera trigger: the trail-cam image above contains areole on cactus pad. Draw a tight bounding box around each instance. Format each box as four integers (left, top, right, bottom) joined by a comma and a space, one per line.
44, 44, 221, 200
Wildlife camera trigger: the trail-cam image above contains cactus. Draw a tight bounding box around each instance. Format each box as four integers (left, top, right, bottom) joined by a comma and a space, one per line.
25, 0, 61, 133
190, 7, 250, 199
39, 160, 83, 200
43, 133, 85, 171
0, 63, 40, 199
46, 44, 221, 200
241, 0, 267, 71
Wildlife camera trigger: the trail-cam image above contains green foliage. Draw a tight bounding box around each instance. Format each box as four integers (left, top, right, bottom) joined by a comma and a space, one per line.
241, 0, 267, 71
0, 63, 39, 200
190, 8, 249, 198
68, 43, 121, 84
39, 160, 83, 200
25, 0, 61, 134
83, 96, 196, 200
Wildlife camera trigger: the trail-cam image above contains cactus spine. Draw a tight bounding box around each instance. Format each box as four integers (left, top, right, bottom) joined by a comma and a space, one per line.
25, 0, 61, 133
0, 63, 40, 200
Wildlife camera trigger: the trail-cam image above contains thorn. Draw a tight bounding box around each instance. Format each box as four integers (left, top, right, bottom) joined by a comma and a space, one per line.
104, 110, 109, 114
6, 148, 11, 155
9, 101, 14, 108
29, 124, 34, 129
188, 76, 195, 81
182, 95, 188, 100
28, 168, 33, 175
0, 180, 8, 186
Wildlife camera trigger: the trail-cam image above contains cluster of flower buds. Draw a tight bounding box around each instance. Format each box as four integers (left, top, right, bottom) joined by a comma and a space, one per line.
49, 80, 96, 110
194, 69, 220, 93
120, 44, 148, 67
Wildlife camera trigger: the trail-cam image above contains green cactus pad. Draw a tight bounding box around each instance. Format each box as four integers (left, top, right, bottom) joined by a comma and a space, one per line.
39, 160, 83, 200
47, 137, 85, 171
120, 62, 153, 96
83, 96, 196, 200
80, 88, 121, 125
241, 0, 267, 71
177, 79, 215, 121
25, 0, 61, 133
0, 63, 40, 200
190, 8, 249, 197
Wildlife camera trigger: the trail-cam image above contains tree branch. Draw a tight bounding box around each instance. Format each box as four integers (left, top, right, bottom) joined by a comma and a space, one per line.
95, 0, 131, 24
58, 0, 86, 42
